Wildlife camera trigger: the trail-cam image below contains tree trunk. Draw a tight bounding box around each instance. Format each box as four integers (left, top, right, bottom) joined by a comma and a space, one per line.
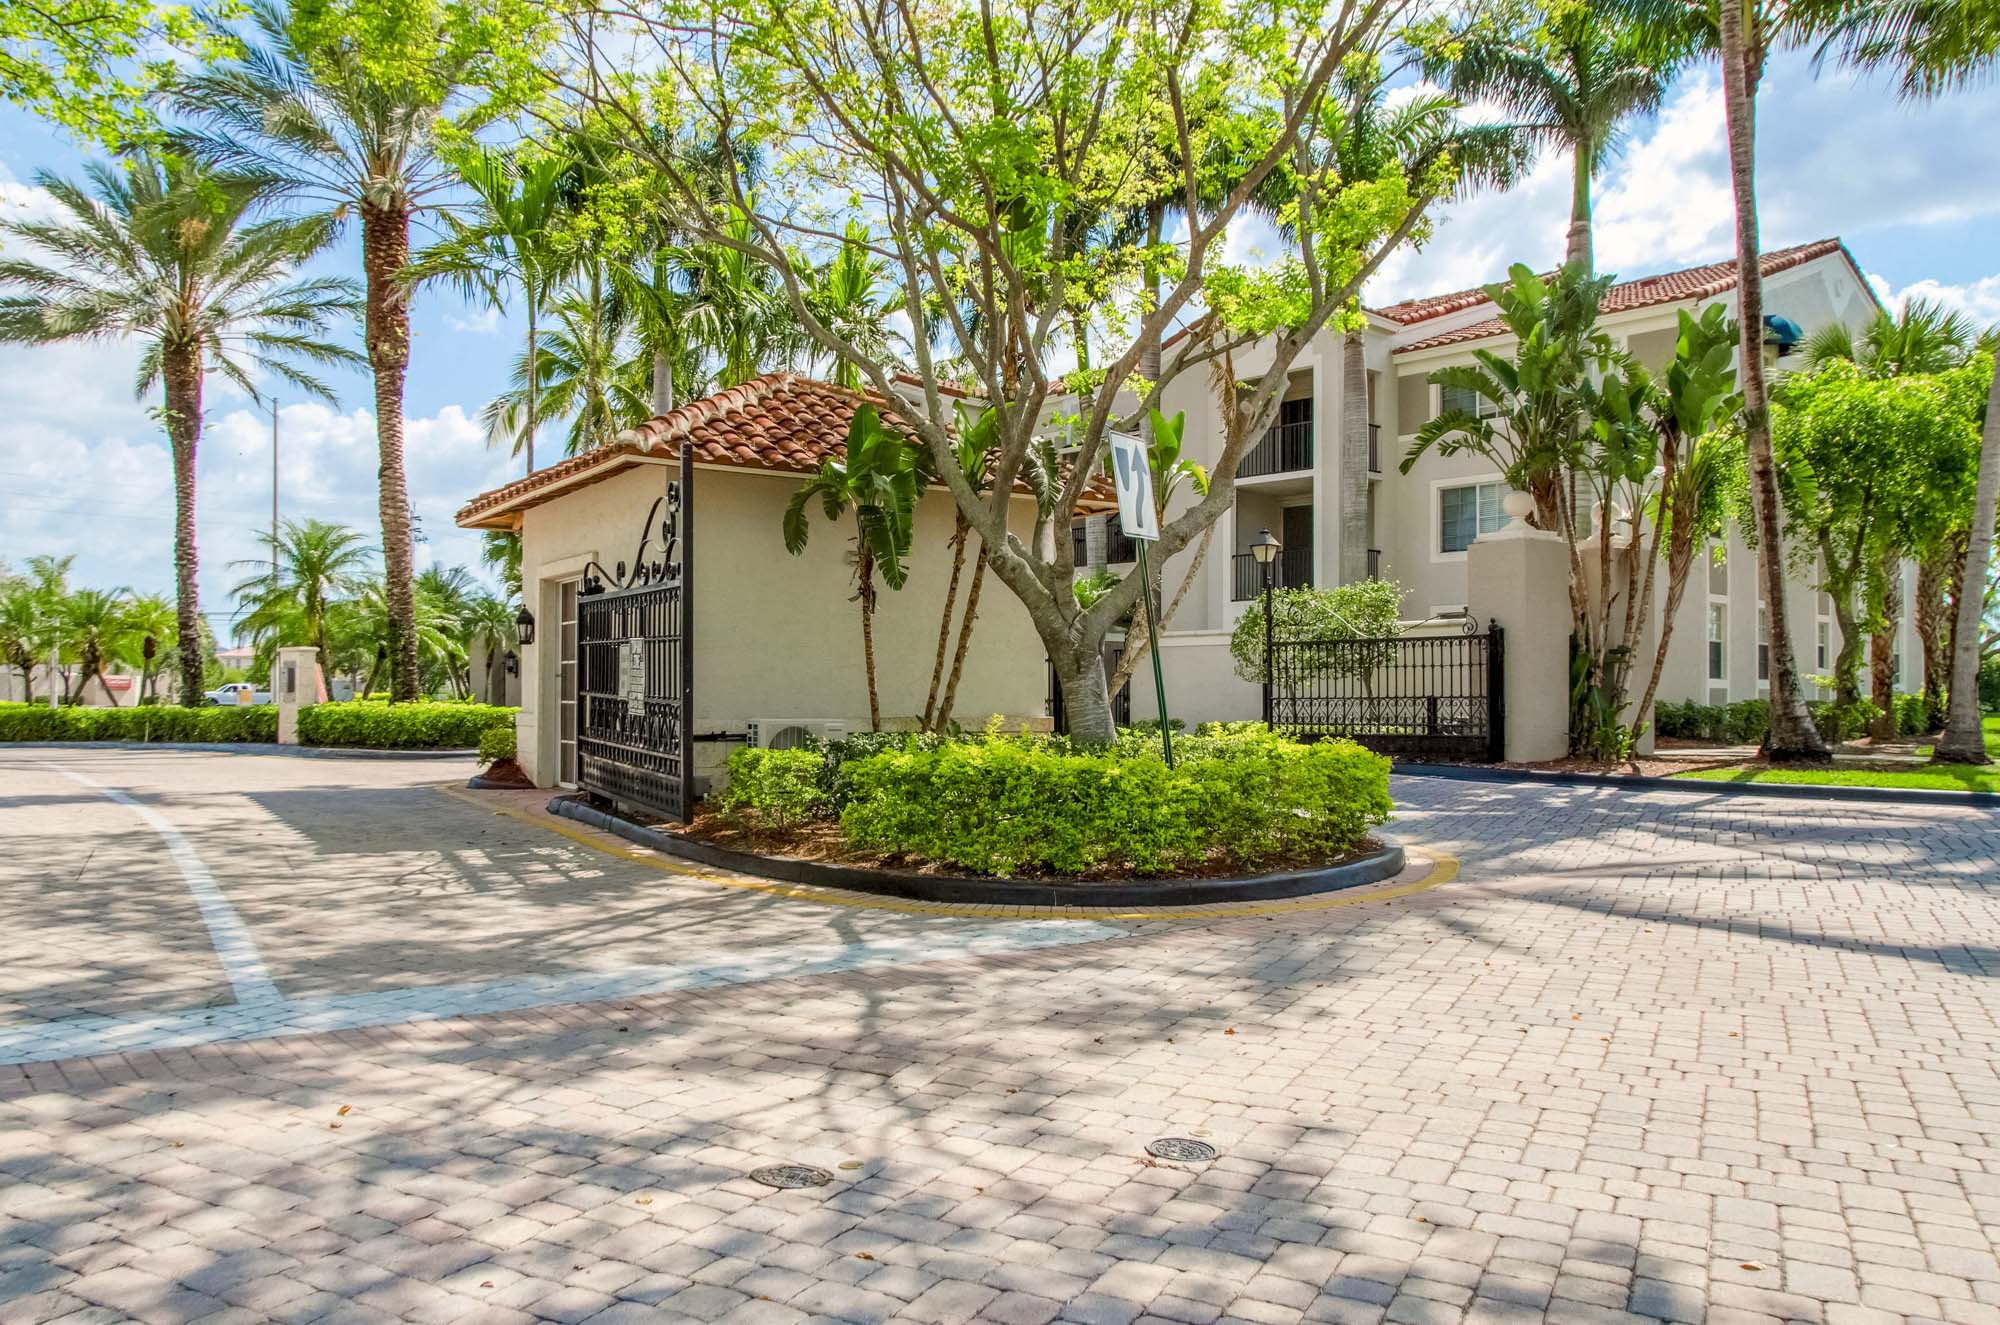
1917, 541, 1954, 729
525, 292, 538, 473
1106, 523, 1216, 701
651, 344, 674, 416
1717, 16, 1825, 761
363, 203, 421, 704
1936, 364, 2000, 763
857, 546, 881, 731
1869, 547, 1901, 741
1565, 139, 1594, 273
1340, 332, 1371, 584
923, 521, 969, 729
1052, 635, 1116, 747
162, 337, 205, 709
936, 553, 986, 731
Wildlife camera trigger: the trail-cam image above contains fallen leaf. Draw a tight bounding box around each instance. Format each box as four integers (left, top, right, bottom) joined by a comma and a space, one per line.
336, 1105, 351, 1116
328, 1123, 341, 1130
855, 1252, 874, 1261
1571, 1015, 1580, 1021
1740, 1262, 1764, 1272
1730, 1032, 1740, 1038
1415, 1216, 1427, 1223
635, 1197, 653, 1206
838, 1161, 863, 1171
1225, 1029, 1236, 1036
480, 1282, 495, 1290
170, 1141, 184, 1148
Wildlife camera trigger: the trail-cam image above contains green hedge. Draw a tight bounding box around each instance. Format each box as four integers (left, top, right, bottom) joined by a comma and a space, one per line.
477, 723, 518, 764
723, 727, 1392, 877
297, 702, 518, 749
0, 700, 516, 749
0, 703, 278, 743
1653, 696, 1912, 746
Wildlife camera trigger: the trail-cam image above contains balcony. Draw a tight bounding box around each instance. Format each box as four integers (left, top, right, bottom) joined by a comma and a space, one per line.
1368, 424, 1381, 474
1367, 547, 1381, 579
1240, 418, 1313, 478
1231, 546, 1314, 601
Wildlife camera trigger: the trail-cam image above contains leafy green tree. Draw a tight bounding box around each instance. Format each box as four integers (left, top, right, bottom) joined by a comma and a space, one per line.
0, 159, 358, 709
1772, 361, 1983, 711
231, 519, 376, 687
1230, 579, 1406, 686
807, 223, 905, 390
567, 1, 1510, 744
0, 0, 218, 145
783, 405, 923, 731
483, 275, 651, 456
0, 580, 41, 701
1420, 1, 1691, 272
171, 0, 551, 703
123, 593, 178, 703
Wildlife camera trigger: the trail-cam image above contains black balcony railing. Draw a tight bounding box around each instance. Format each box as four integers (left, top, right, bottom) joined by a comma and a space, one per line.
1368, 424, 1381, 474
1240, 418, 1313, 478
1366, 548, 1381, 580
1231, 546, 1314, 601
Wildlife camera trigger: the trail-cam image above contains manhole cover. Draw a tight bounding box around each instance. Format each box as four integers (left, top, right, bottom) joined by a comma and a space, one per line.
750, 1164, 833, 1189
1146, 1137, 1218, 1163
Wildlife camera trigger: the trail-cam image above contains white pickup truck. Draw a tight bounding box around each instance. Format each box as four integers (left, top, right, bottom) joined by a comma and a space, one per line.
204, 682, 273, 706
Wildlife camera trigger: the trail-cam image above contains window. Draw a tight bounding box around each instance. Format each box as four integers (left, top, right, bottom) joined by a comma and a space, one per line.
1070, 519, 1089, 567
1757, 608, 1770, 684
1439, 481, 1505, 554
1104, 515, 1137, 565
1816, 620, 1830, 671
1440, 383, 1502, 420
1708, 543, 1728, 597
1708, 603, 1727, 681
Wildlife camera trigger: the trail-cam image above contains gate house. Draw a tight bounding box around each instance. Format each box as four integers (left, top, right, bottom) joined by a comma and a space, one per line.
455, 373, 1070, 800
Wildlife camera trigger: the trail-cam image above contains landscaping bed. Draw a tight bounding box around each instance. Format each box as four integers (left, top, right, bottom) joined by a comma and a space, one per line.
593, 725, 1398, 892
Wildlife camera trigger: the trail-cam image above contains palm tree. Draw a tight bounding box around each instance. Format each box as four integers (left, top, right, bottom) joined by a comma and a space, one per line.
783, 404, 923, 730
681, 201, 807, 388
1802, 298, 1977, 377
416, 149, 574, 474
483, 276, 652, 456
123, 594, 178, 703
807, 223, 906, 389
1424, 6, 1690, 273
458, 592, 518, 701
231, 519, 375, 685
65, 589, 134, 706
171, 0, 489, 703
0, 580, 44, 702
0, 159, 358, 709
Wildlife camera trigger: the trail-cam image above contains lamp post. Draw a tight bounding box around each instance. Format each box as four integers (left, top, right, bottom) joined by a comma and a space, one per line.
1250, 527, 1282, 728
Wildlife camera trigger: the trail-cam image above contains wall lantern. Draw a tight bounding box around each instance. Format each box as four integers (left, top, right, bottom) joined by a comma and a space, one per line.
515, 605, 536, 646
503, 650, 519, 677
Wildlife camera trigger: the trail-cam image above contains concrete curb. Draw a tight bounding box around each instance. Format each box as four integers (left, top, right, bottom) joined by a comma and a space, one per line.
1391, 760, 2000, 809
548, 794, 1409, 908
3, 741, 476, 761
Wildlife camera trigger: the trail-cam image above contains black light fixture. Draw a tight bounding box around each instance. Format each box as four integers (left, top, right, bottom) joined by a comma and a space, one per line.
1248, 527, 1282, 568
1249, 527, 1283, 729
515, 604, 536, 646
503, 650, 518, 677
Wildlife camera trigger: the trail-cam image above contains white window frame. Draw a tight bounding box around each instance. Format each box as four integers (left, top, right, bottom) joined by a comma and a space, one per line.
1431, 473, 1507, 563
1436, 379, 1504, 422
1756, 606, 1770, 690
1707, 601, 1728, 684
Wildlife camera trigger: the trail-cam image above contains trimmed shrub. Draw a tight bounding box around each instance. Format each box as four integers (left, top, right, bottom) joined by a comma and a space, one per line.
836, 728, 1391, 877
1810, 699, 1880, 744
0, 704, 278, 743
1893, 692, 1929, 738
1653, 697, 1892, 746
478, 723, 517, 765
716, 747, 831, 829
296, 702, 519, 749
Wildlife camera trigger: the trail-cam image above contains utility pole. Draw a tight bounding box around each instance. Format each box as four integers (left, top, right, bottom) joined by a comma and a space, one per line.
270, 400, 280, 582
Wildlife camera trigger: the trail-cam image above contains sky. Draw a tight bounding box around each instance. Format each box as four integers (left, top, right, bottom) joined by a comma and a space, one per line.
1, 47, 1997, 644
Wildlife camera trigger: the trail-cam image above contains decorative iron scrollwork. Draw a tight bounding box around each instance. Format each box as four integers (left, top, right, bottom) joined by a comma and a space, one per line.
580, 480, 684, 596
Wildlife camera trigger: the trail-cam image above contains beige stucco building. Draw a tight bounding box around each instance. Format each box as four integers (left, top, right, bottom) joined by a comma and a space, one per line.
1108, 238, 1925, 725
456, 374, 1069, 789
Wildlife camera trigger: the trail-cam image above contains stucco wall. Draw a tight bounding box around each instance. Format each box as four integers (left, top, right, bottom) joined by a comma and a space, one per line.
513, 462, 1049, 788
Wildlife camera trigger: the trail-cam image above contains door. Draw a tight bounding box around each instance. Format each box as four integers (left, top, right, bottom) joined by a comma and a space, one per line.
558, 578, 579, 785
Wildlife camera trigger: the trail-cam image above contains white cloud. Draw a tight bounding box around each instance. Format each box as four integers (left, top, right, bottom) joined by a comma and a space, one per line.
446, 306, 502, 335
1868, 270, 2000, 327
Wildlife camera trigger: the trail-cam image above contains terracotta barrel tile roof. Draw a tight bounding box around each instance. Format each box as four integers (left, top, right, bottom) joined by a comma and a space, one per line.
455, 371, 1112, 529
1393, 240, 1848, 354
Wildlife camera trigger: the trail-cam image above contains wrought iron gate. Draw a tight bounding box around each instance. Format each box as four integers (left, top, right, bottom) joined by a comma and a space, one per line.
576, 448, 695, 821
1269, 620, 1504, 762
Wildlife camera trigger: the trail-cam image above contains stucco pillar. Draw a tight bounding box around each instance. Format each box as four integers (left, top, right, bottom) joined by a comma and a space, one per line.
1467, 496, 1570, 762
274, 645, 325, 745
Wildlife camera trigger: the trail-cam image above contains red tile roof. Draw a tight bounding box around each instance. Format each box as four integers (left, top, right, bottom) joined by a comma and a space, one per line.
1393, 240, 1849, 354
456, 372, 1110, 529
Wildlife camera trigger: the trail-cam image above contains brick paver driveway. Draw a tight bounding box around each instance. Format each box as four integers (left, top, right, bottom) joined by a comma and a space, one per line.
4, 748, 2000, 1325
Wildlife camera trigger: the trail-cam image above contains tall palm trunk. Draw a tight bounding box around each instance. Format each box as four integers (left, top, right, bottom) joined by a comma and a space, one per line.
923, 520, 969, 729
525, 292, 538, 473
1937, 367, 2000, 763
1868, 546, 1902, 741
857, 545, 881, 731
652, 346, 674, 416
1717, 10, 1825, 761
936, 553, 986, 731
163, 337, 205, 708
1565, 140, 1594, 273
1917, 539, 1958, 729
1340, 331, 1370, 583
364, 203, 420, 703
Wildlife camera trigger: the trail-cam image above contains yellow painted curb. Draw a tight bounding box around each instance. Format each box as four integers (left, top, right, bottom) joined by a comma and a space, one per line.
434, 782, 1459, 920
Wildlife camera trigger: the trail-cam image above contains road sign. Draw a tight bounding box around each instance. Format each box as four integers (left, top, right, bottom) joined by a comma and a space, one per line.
1107, 432, 1159, 540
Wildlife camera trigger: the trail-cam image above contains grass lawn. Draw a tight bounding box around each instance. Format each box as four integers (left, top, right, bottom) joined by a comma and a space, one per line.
1672, 716, 2000, 793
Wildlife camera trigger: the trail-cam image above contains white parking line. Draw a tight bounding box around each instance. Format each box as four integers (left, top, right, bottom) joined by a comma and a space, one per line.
0, 921, 1122, 1066
51, 765, 284, 1007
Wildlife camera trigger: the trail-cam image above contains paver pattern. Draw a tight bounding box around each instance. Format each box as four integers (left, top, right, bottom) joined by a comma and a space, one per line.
3, 747, 2000, 1325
